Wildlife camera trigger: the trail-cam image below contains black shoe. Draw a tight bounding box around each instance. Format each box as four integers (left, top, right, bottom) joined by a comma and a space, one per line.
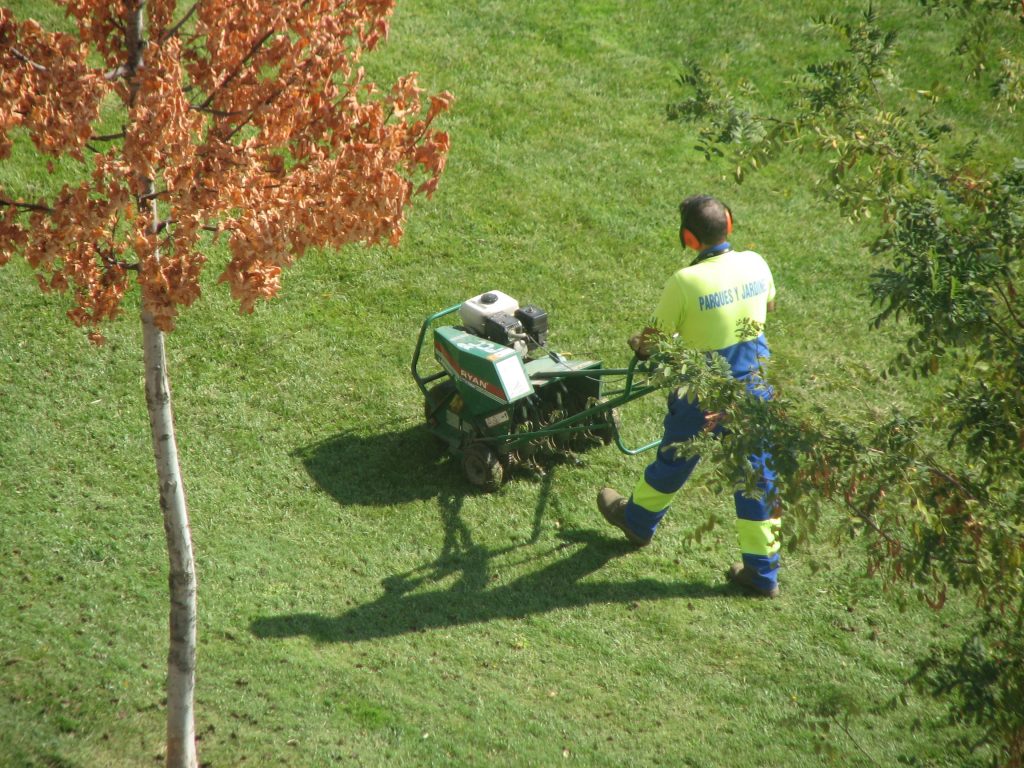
726, 562, 779, 598
597, 488, 651, 547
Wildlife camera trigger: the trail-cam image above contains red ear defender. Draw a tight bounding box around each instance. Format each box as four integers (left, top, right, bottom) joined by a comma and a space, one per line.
725, 206, 734, 236
683, 228, 701, 250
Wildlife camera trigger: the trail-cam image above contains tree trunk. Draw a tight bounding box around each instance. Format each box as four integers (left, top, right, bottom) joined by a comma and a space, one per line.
142, 311, 198, 768
125, 4, 197, 760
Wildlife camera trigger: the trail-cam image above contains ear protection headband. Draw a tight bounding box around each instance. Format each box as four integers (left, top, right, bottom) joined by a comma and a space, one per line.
681, 196, 733, 250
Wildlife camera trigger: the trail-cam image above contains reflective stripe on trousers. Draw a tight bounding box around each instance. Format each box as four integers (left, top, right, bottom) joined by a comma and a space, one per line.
622, 390, 780, 590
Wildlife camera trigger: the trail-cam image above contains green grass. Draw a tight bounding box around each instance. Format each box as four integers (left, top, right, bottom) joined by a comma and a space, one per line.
1, 1, 1017, 766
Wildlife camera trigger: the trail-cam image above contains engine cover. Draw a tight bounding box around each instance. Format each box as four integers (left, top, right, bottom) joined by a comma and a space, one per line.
459, 290, 520, 336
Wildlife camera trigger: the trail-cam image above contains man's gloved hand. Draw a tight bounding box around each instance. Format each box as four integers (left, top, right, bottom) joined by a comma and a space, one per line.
702, 411, 729, 432
628, 328, 658, 360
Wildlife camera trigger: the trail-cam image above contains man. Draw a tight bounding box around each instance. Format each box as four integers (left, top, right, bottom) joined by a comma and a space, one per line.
598, 194, 781, 597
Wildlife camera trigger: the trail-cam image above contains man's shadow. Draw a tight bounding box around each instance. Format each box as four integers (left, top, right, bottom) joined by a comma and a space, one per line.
257, 431, 723, 643
251, 528, 720, 643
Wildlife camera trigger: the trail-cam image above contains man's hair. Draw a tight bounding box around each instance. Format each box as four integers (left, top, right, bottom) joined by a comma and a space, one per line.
679, 195, 730, 246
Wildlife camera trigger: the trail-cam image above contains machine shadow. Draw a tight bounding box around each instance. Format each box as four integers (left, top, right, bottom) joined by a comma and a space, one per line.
294, 422, 465, 505
295, 421, 599, 506
251, 529, 723, 644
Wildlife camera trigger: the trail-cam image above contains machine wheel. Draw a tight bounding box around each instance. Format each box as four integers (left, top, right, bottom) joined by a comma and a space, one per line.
461, 442, 504, 492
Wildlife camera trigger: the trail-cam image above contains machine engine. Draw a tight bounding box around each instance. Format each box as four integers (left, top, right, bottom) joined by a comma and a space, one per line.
458, 290, 549, 359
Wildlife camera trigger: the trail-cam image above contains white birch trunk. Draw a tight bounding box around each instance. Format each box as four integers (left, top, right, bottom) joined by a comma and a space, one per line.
142, 313, 198, 768
125, 5, 199, 766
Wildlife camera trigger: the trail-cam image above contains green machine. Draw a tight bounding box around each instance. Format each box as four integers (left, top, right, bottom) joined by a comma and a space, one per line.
412, 290, 662, 490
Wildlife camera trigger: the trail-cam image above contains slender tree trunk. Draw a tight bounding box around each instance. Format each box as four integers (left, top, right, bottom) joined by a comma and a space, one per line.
124, 5, 199, 766
143, 311, 198, 768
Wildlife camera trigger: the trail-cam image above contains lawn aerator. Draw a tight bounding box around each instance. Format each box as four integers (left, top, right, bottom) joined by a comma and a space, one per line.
412, 290, 663, 490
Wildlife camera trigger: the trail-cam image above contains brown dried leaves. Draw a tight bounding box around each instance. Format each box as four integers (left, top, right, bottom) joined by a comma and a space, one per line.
0, 9, 109, 160
1, 0, 452, 340
124, 39, 203, 184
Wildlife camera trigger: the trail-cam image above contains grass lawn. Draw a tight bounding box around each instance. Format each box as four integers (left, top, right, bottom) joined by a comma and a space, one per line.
1, 1, 1017, 766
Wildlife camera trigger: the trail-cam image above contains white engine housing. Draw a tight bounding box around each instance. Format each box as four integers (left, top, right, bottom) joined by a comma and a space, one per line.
459, 290, 520, 335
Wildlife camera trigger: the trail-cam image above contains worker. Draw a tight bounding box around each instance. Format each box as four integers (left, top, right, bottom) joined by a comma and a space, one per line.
597, 194, 781, 598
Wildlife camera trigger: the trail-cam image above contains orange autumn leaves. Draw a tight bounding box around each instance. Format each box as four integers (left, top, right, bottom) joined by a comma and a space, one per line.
0, 0, 451, 338
0, 11, 107, 160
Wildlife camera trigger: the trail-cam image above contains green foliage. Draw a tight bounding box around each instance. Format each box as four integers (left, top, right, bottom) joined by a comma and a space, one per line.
666, 63, 765, 159
913, 623, 1024, 759
3, 1, 1017, 766
665, 3, 1024, 763
670, 6, 945, 204
921, 0, 1024, 109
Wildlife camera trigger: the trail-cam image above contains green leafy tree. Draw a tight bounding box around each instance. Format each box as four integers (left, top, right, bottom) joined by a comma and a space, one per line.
661, 5, 1023, 764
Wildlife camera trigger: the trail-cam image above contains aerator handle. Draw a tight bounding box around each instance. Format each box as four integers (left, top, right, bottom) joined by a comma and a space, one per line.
411, 303, 461, 397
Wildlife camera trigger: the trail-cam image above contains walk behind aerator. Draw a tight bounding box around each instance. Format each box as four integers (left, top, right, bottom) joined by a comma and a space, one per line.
412, 290, 661, 491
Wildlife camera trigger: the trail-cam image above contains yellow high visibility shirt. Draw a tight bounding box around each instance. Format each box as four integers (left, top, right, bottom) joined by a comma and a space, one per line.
652, 249, 775, 352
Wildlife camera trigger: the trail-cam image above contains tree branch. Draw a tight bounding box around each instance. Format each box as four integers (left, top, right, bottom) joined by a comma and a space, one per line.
99, 247, 138, 272
926, 464, 980, 503
0, 197, 54, 213
196, 0, 339, 145
139, 188, 169, 202
105, 64, 131, 81
192, 106, 246, 117
830, 714, 881, 767
125, 0, 146, 108
991, 281, 1024, 331
10, 46, 47, 72
159, 0, 203, 44
985, 309, 1017, 344
216, 27, 336, 145
193, 27, 277, 113
150, 217, 226, 235
844, 498, 903, 550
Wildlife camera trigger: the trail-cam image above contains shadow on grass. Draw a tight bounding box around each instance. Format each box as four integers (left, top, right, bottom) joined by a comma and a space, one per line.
293, 422, 461, 505
250, 528, 716, 643
294, 421, 607, 507
272, 423, 720, 643
251, 523, 722, 644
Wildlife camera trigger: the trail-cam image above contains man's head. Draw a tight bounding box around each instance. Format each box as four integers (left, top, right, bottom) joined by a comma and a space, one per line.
679, 195, 733, 250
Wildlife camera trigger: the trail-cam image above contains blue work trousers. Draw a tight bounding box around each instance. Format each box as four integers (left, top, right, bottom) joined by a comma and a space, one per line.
623, 391, 780, 590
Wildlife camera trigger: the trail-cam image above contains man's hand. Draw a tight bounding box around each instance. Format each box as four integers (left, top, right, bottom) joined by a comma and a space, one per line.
628, 327, 660, 360
703, 411, 728, 432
